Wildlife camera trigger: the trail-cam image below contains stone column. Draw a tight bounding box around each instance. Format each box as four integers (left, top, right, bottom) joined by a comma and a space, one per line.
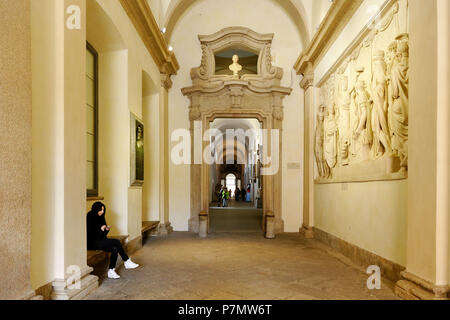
272, 96, 284, 233
300, 67, 315, 239
0, 0, 38, 300
188, 96, 201, 233
395, 0, 450, 300
435, 0, 450, 293
31, 0, 97, 300
158, 73, 173, 235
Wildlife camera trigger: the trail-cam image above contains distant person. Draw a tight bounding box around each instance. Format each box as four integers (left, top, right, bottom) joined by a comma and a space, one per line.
87, 202, 139, 279
215, 183, 222, 204
241, 188, 247, 202
235, 187, 241, 201
246, 184, 251, 202
222, 187, 230, 207
217, 185, 224, 207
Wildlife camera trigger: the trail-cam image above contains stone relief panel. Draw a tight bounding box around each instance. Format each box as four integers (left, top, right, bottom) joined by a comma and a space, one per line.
315, 0, 409, 183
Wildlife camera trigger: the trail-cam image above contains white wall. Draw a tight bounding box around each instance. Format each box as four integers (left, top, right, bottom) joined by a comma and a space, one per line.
143, 92, 161, 222
168, 0, 305, 232
98, 50, 129, 236
315, 181, 408, 265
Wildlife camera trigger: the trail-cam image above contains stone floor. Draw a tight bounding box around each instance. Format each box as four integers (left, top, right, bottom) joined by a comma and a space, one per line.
209, 204, 263, 233
85, 232, 398, 300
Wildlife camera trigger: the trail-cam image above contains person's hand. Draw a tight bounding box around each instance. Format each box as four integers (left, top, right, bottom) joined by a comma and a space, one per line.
106, 226, 111, 231
101, 225, 107, 231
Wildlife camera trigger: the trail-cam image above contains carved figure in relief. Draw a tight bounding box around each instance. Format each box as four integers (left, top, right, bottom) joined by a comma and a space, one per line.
337, 74, 353, 166
390, 35, 409, 171
371, 50, 392, 158
386, 41, 399, 135
351, 80, 373, 160
315, 106, 330, 178
229, 54, 242, 77
323, 88, 338, 169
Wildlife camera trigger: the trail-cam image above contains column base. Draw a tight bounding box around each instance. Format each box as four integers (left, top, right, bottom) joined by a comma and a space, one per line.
300, 225, 314, 239
126, 235, 143, 255
188, 216, 199, 234
395, 271, 449, 300
51, 266, 98, 300
274, 218, 284, 234
20, 290, 43, 300
265, 212, 275, 239
199, 212, 208, 238
159, 222, 174, 236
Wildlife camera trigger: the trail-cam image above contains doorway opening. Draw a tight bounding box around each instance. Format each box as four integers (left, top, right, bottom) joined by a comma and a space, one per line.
225, 173, 236, 195
208, 118, 263, 233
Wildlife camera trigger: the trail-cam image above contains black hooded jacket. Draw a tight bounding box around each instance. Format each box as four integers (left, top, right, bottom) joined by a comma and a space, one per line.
86, 202, 110, 250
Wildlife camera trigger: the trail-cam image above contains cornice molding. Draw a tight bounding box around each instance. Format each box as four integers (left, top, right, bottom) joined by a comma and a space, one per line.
120, 0, 179, 75
294, 0, 363, 75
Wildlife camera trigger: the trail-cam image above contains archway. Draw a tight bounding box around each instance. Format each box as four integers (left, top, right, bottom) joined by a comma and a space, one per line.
182, 27, 292, 237
225, 173, 236, 193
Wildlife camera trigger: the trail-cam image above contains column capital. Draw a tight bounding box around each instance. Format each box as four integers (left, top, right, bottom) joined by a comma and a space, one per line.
300, 72, 314, 90
160, 73, 173, 90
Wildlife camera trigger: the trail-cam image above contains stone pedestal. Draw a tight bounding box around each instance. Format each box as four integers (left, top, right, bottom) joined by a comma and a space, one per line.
265, 212, 275, 239
395, 271, 449, 300
199, 212, 208, 238
300, 225, 314, 239
159, 222, 174, 236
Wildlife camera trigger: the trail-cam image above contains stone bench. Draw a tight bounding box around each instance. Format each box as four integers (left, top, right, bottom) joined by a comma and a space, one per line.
87, 235, 128, 267
142, 221, 159, 235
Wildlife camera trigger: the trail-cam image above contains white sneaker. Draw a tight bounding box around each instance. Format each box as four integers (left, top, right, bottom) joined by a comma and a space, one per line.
124, 259, 139, 269
107, 268, 120, 279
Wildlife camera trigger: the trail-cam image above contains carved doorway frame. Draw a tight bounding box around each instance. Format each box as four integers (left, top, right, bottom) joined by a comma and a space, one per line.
182, 27, 292, 236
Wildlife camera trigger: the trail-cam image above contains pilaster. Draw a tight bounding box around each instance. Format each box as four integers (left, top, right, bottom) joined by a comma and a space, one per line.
394, 0, 450, 300
159, 73, 172, 234
300, 66, 315, 239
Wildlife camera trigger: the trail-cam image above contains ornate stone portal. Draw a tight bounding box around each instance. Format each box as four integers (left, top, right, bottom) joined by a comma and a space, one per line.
314, 0, 409, 183
182, 27, 292, 235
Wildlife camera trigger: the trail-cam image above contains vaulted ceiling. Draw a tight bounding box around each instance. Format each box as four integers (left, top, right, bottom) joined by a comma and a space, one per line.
156, 0, 311, 47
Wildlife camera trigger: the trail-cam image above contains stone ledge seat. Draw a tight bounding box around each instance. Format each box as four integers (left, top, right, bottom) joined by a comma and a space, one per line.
142, 221, 159, 236
87, 235, 128, 267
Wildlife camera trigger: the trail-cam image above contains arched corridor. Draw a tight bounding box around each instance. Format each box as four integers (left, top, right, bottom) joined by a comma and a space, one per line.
1, 0, 449, 303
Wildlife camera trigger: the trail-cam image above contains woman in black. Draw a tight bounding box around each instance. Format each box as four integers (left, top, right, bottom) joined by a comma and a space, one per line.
87, 202, 139, 279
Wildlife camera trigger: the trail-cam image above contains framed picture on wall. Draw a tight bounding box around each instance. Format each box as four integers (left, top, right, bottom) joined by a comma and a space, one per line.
130, 113, 144, 186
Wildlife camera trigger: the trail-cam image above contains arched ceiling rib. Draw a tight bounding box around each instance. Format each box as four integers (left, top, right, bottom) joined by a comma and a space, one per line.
161, 0, 311, 47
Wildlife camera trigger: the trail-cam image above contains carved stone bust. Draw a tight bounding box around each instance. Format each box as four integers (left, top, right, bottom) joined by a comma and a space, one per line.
182, 27, 291, 117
